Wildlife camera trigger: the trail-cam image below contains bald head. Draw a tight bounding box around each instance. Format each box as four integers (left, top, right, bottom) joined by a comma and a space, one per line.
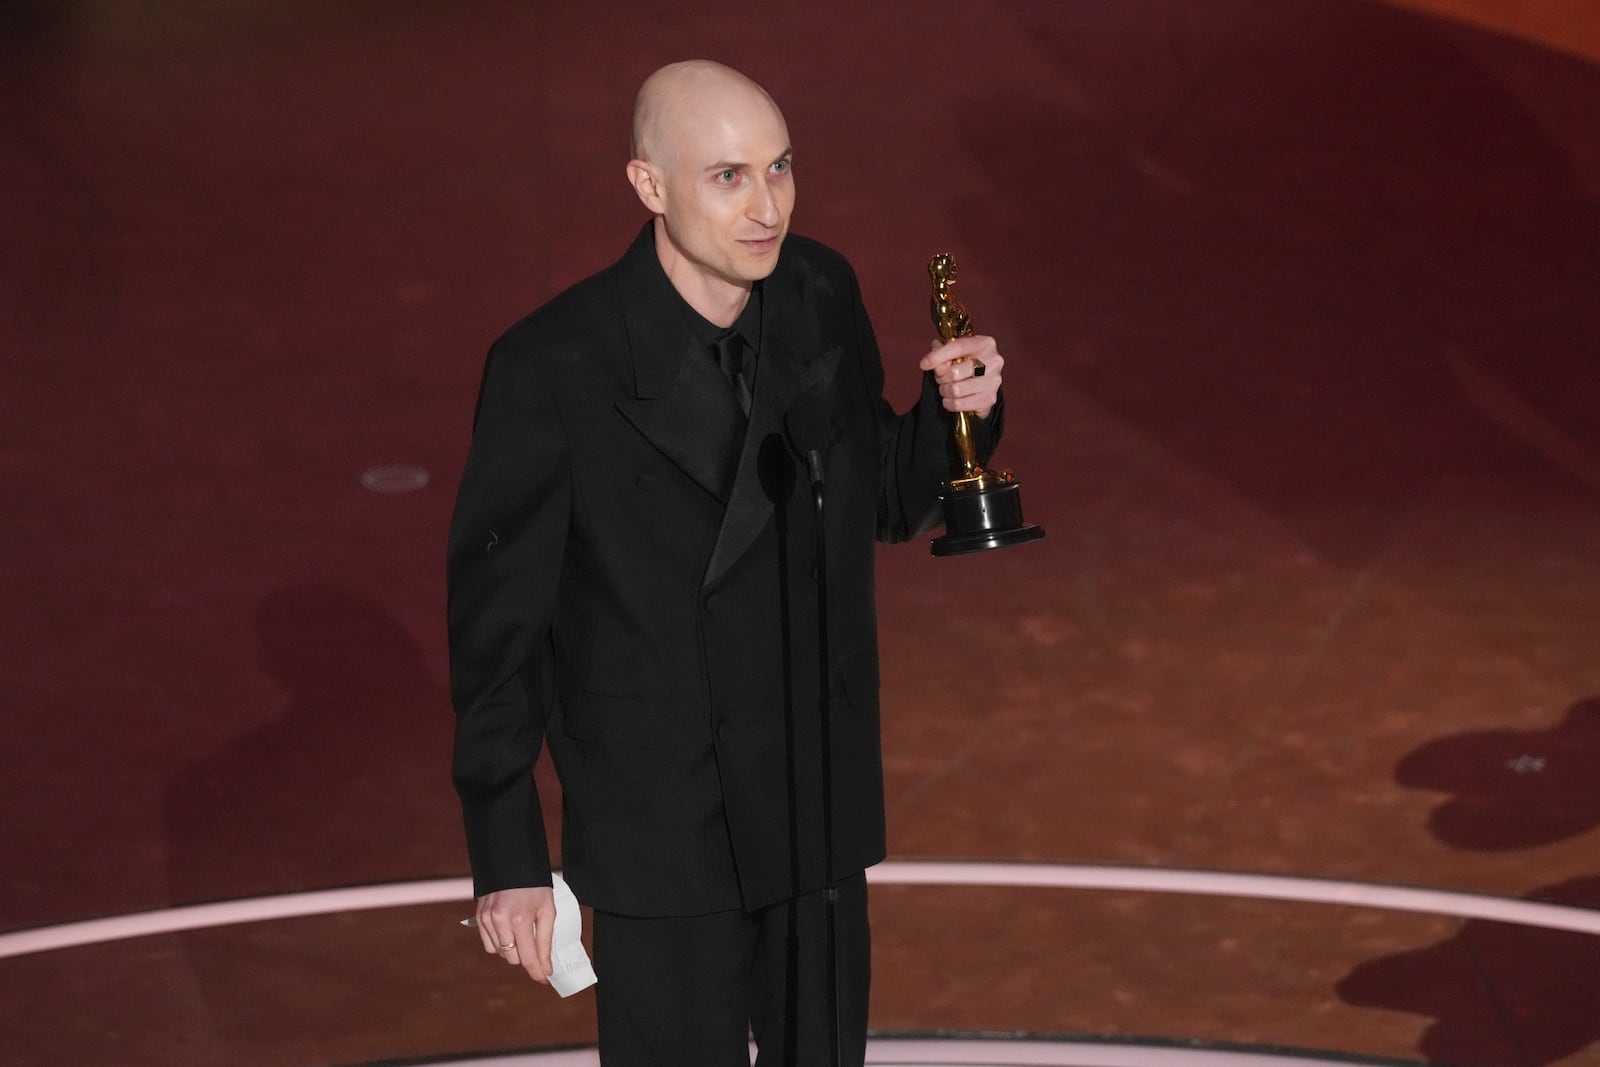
630, 60, 785, 168
624, 59, 795, 323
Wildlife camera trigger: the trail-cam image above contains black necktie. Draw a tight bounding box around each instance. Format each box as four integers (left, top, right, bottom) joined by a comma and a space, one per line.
714, 330, 752, 415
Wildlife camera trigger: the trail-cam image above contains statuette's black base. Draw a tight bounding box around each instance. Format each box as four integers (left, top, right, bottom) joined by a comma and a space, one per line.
931, 481, 1046, 556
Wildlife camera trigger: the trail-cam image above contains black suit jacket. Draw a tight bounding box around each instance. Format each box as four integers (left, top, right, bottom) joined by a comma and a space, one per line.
447, 223, 999, 915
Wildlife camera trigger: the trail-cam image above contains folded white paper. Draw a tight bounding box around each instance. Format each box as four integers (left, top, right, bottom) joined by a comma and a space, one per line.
547, 873, 597, 997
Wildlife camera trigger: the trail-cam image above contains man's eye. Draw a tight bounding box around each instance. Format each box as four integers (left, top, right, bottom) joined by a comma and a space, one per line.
718, 169, 737, 183
772, 160, 789, 174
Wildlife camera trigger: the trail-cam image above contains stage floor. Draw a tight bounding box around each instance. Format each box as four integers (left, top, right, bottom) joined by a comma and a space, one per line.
4, 1, 1600, 1064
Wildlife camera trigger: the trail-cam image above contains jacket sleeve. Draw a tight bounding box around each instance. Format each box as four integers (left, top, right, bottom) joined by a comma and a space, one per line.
846, 266, 1006, 542
445, 333, 569, 897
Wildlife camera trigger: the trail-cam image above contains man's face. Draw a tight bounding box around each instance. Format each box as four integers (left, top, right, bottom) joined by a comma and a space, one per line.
649, 88, 795, 302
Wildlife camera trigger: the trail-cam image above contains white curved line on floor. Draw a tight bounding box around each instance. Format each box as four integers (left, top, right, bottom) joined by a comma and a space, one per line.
4, 861, 1597, 962
363, 1037, 1402, 1066
0, 878, 469, 961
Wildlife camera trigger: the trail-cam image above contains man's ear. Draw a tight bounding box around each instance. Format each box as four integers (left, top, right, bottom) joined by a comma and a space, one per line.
626, 160, 665, 213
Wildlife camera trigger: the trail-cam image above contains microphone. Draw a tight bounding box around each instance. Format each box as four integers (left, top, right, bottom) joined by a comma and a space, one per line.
784, 391, 829, 490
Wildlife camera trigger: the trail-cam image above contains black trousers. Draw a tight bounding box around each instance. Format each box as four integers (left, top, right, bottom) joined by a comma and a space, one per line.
591, 874, 870, 1067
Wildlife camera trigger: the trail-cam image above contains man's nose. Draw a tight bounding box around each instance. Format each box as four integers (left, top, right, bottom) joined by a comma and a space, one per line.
747, 179, 780, 226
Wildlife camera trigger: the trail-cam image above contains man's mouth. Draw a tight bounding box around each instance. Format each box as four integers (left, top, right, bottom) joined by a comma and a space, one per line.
739, 234, 782, 252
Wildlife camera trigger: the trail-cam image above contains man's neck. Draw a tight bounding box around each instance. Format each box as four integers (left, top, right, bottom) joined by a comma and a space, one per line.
652, 219, 750, 327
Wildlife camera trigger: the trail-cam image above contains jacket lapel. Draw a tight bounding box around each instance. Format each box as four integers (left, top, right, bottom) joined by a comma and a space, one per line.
702, 254, 842, 587
614, 229, 749, 503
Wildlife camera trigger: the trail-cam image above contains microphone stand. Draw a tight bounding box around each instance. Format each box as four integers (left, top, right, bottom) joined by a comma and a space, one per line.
802, 445, 842, 1067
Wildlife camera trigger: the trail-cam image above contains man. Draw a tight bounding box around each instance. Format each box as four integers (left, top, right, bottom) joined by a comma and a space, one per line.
447, 60, 1005, 1065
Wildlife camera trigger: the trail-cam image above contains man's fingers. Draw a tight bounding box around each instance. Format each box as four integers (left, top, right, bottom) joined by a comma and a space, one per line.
495, 924, 548, 983
922, 337, 1002, 383
921, 334, 995, 368
937, 355, 1002, 407
525, 901, 557, 981
475, 886, 558, 982
936, 359, 1001, 418
940, 354, 1002, 386
956, 350, 1002, 380
477, 898, 519, 956
488, 925, 518, 959
512, 938, 550, 984
499, 941, 527, 972
509, 902, 550, 982
474, 902, 500, 955
502, 914, 548, 983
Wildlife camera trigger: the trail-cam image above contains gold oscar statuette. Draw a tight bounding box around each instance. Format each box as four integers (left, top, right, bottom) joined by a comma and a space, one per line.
927, 252, 1045, 556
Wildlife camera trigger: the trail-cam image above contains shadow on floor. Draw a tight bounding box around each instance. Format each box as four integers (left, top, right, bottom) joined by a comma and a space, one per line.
1338, 698, 1600, 1065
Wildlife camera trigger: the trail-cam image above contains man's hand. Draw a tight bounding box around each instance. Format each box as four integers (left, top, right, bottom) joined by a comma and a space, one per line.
920, 334, 1003, 420
476, 886, 556, 983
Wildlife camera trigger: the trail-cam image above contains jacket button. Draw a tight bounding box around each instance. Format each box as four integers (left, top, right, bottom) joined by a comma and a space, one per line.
716, 721, 732, 741
704, 592, 723, 615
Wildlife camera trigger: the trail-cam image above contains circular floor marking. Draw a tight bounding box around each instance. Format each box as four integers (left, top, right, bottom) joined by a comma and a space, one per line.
380, 1036, 1417, 1067
5, 861, 1599, 961
360, 464, 430, 492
